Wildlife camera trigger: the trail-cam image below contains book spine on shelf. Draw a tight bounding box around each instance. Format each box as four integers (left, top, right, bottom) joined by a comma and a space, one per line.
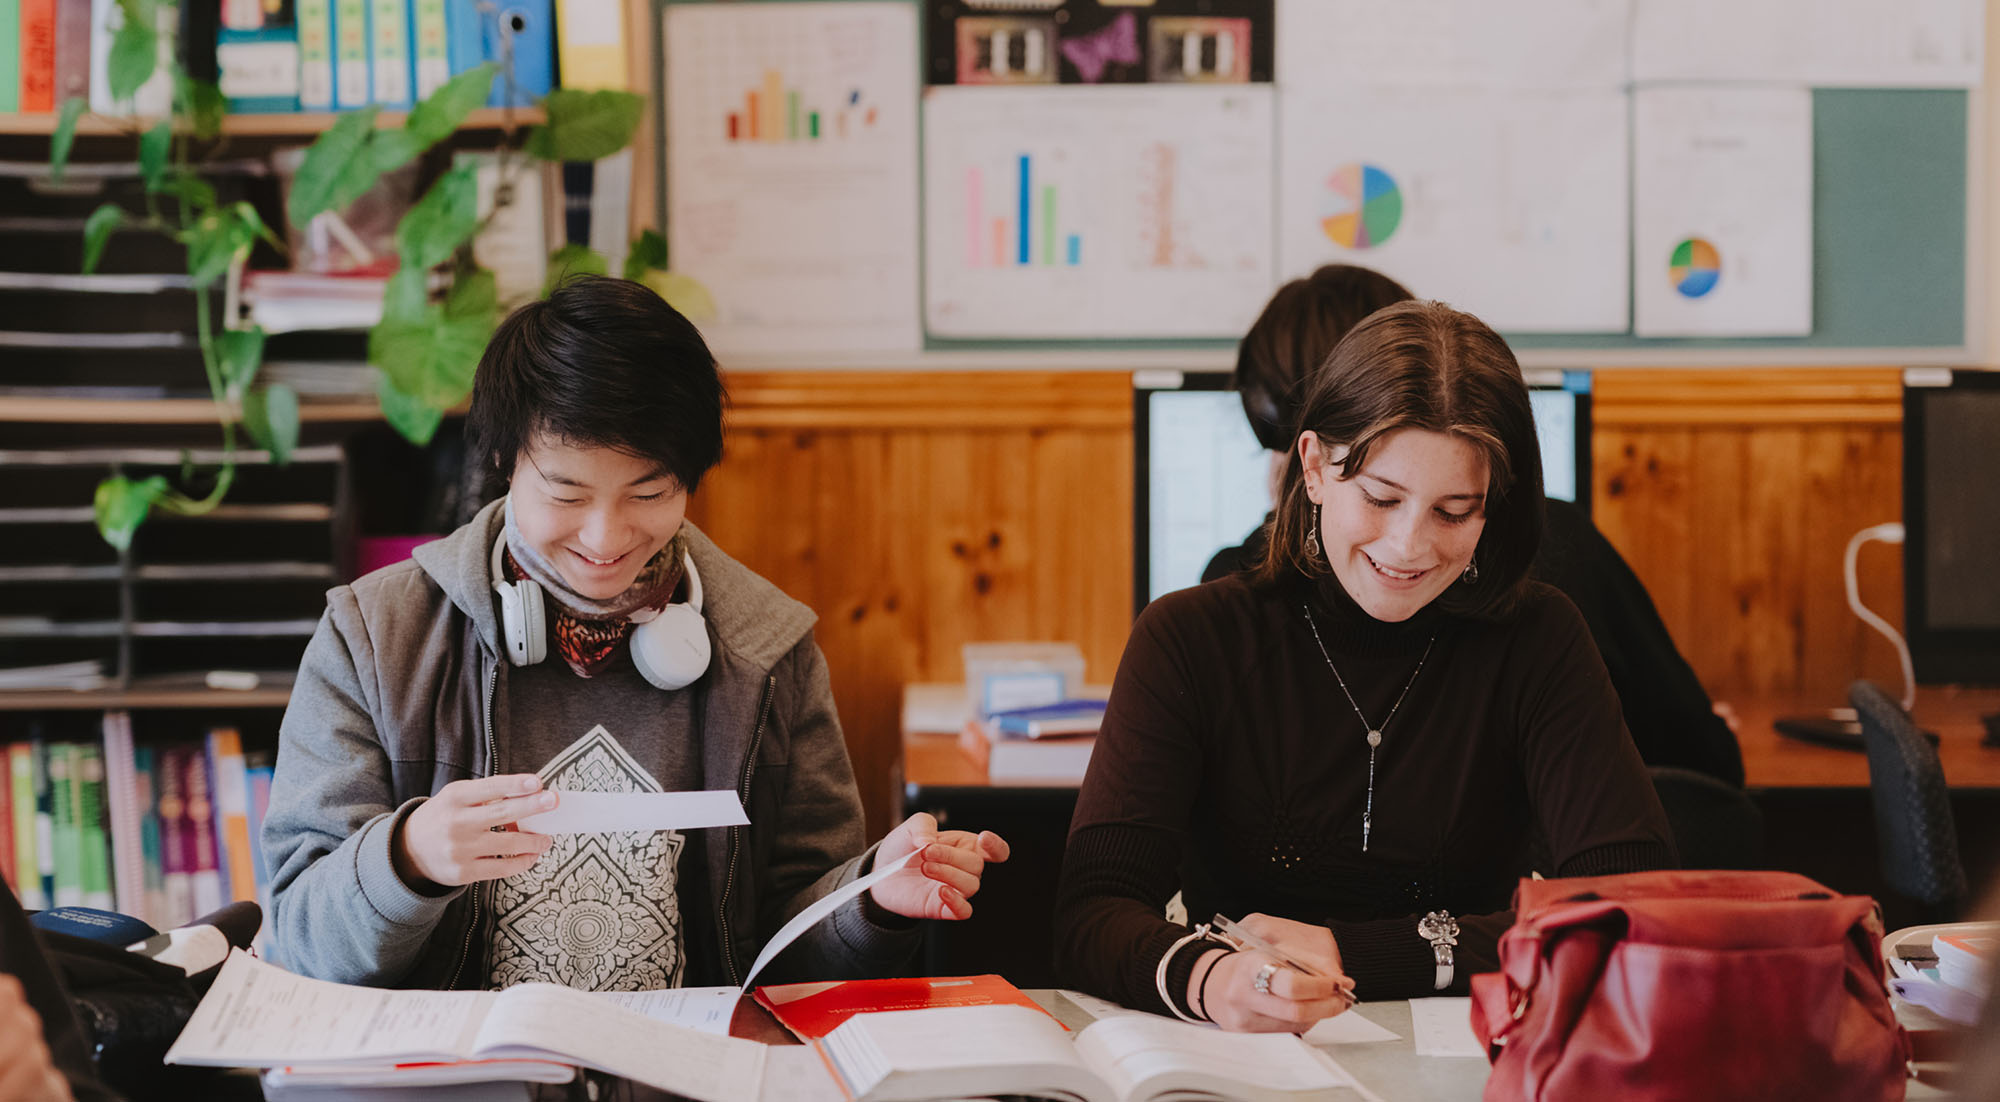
333, 0, 371, 109
184, 744, 224, 917
49, 743, 81, 908
21, 0, 58, 111
133, 744, 167, 928
246, 758, 274, 955
409, 0, 446, 97
553, 0, 623, 92
9, 744, 45, 911
0, 749, 13, 899
156, 744, 194, 928
1, 0, 22, 113
102, 712, 146, 916
53, 0, 91, 105
368, 0, 410, 107
76, 742, 113, 911
207, 727, 256, 903
218, 25, 303, 113
88, 0, 174, 114
297, 0, 334, 109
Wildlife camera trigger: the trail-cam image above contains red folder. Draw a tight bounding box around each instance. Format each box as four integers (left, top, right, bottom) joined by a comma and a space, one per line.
753, 975, 1060, 1041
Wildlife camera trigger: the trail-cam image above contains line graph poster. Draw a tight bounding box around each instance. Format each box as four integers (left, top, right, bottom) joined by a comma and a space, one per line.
924, 84, 1274, 338
1277, 86, 1629, 334
665, 2, 921, 355
1634, 86, 1813, 337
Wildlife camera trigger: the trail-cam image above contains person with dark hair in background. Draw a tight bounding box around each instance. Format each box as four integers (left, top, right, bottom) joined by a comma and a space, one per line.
1203, 265, 1743, 787
266, 276, 1007, 994
1056, 301, 1674, 1031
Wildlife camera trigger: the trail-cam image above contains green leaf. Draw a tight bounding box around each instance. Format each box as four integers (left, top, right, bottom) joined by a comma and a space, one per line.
370, 265, 496, 409
525, 89, 644, 162
182, 205, 258, 288
138, 120, 171, 191
174, 72, 227, 140
376, 370, 445, 445
49, 98, 88, 184
623, 229, 666, 281
639, 269, 718, 322
365, 129, 427, 178
242, 384, 300, 465
380, 267, 431, 323
93, 474, 168, 551
107, 0, 160, 103
285, 107, 384, 226
394, 162, 480, 271
216, 326, 266, 399
404, 63, 497, 146
542, 243, 607, 296
82, 203, 124, 274
154, 171, 218, 210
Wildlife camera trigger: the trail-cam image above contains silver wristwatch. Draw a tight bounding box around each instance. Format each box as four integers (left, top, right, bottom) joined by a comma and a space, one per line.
1418, 911, 1459, 991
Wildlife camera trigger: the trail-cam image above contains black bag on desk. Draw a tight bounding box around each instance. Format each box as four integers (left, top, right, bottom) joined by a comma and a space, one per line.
36, 902, 263, 1102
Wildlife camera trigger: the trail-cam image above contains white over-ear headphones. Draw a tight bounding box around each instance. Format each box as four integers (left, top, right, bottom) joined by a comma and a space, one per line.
491, 534, 712, 690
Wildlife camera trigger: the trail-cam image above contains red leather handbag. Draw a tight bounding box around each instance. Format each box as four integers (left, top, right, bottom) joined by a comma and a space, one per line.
1470, 870, 1909, 1102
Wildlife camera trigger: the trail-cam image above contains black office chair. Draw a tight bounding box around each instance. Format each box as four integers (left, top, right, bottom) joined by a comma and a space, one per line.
1849, 679, 1968, 922
1648, 766, 1764, 870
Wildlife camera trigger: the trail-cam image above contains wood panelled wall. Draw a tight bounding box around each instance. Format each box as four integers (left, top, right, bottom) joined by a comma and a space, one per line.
691, 367, 1906, 835
687, 372, 1134, 835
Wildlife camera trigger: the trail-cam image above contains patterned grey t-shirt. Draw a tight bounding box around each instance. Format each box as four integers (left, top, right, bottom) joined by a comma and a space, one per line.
484, 653, 701, 991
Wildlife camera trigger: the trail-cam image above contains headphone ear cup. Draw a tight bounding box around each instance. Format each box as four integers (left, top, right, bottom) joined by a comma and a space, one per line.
630, 604, 711, 691
495, 580, 547, 666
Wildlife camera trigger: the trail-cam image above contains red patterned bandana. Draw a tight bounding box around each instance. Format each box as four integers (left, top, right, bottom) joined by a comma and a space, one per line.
501, 529, 687, 679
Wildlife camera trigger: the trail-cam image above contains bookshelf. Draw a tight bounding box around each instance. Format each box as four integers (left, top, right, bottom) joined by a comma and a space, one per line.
0, 107, 546, 137
0, 673, 295, 711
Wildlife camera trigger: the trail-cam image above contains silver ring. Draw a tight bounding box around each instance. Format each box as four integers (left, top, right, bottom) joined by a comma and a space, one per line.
1252, 962, 1278, 995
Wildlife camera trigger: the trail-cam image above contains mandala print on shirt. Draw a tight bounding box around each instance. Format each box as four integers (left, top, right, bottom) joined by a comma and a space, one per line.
487, 725, 686, 991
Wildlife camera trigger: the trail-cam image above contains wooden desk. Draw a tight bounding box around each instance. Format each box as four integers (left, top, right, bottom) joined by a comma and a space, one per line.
1729, 686, 2000, 790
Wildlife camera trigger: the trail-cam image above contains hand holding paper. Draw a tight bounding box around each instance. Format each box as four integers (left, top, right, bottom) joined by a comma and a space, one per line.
866, 811, 1011, 921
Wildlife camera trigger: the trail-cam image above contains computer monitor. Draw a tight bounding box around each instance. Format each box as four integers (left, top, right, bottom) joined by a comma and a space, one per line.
1904, 369, 2000, 685
1133, 370, 1592, 613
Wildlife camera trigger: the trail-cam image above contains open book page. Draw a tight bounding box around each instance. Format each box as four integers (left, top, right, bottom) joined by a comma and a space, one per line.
474, 981, 767, 1102
817, 1004, 1105, 1102
1059, 989, 1401, 1046
741, 848, 918, 991
165, 951, 489, 1068
758, 1045, 849, 1102
1075, 1015, 1378, 1102
595, 985, 741, 1034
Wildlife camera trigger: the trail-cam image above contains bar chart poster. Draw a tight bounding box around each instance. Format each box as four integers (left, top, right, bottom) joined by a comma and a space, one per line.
924, 84, 1275, 338
665, 3, 921, 354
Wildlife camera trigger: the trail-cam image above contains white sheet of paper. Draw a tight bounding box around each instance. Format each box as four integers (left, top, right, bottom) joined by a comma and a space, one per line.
1275, 0, 1629, 89
594, 987, 741, 1035
475, 982, 767, 1102
665, 2, 922, 355
515, 790, 748, 835
923, 84, 1275, 339
1632, 0, 1982, 86
740, 848, 917, 992
1632, 86, 1813, 337
1277, 85, 1629, 333
1303, 1011, 1401, 1046
1409, 997, 1485, 1057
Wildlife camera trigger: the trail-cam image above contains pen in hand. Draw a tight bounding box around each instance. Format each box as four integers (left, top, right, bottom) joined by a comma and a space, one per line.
1210, 913, 1357, 1006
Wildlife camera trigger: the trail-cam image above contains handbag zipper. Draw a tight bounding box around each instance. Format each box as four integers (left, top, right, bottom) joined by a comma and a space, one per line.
717, 675, 776, 987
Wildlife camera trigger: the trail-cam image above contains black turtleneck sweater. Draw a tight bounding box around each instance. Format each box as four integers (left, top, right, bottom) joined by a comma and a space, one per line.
1053, 571, 1675, 1011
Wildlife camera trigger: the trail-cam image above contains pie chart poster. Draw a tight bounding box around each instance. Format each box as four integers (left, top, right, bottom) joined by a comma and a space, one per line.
1277, 86, 1630, 334
1634, 86, 1814, 338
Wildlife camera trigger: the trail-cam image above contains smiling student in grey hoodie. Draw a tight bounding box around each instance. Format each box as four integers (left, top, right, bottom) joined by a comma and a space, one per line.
263, 276, 1008, 993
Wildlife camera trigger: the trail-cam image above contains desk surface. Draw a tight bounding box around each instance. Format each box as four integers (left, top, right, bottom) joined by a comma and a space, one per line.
903, 683, 2000, 792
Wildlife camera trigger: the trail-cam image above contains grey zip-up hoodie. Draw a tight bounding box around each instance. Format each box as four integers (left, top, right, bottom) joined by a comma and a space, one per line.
263, 498, 918, 989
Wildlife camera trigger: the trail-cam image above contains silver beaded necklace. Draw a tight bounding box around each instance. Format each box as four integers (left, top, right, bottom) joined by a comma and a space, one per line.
1302, 604, 1435, 853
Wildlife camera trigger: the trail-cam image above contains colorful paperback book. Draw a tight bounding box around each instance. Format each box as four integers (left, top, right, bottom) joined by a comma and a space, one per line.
754, 975, 1056, 1041
184, 745, 224, 917
409, 0, 447, 97
207, 728, 256, 904
49, 744, 81, 908
10, 744, 46, 910
986, 699, 1107, 739
0, 0, 20, 113
368, 0, 410, 107
20, 0, 58, 111
553, 0, 623, 91
133, 744, 168, 929
218, 24, 303, 113
75, 744, 113, 911
297, 0, 334, 108
156, 745, 194, 928
101, 713, 146, 922
53, 0, 91, 102
0, 752, 13, 896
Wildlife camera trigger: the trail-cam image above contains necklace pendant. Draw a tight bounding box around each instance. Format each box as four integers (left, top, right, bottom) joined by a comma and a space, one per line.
1365, 729, 1382, 748
1362, 814, 1371, 852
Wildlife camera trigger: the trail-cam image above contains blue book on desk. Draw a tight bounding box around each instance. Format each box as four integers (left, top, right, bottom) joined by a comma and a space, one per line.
986, 699, 1106, 739
447, 0, 551, 107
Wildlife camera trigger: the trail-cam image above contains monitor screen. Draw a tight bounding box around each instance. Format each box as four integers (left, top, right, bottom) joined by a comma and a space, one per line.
1135, 371, 1590, 611
1905, 371, 2000, 684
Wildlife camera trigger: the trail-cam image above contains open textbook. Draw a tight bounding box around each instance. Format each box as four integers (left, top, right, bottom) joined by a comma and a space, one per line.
815, 1004, 1382, 1102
